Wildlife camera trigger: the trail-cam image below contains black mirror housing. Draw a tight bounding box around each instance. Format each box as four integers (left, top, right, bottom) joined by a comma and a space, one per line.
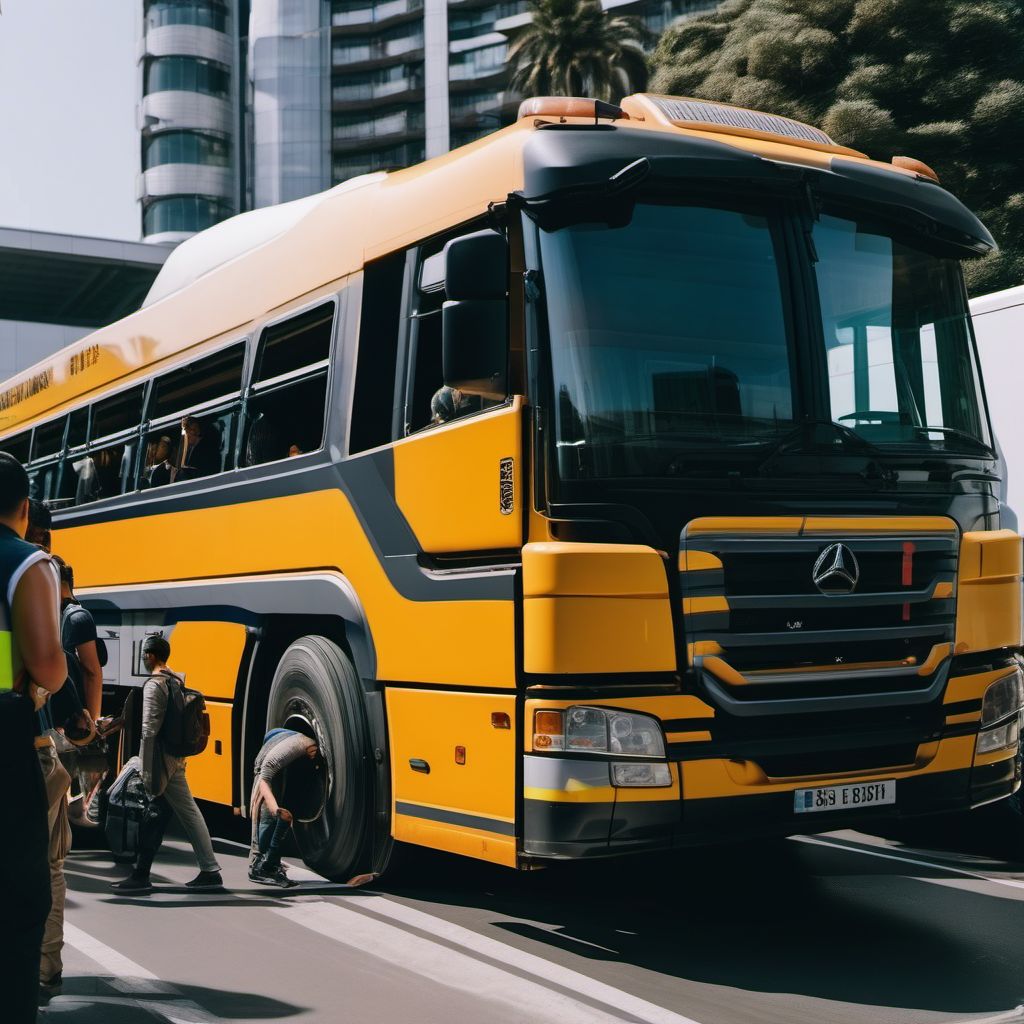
442, 299, 507, 400
443, 229, 507, 300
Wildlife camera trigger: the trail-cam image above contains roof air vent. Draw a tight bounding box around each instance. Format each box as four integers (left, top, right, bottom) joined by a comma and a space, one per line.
641, 95, 835, 146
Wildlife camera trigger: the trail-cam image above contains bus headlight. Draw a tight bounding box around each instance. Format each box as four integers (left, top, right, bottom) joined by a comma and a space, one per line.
976, 716, 1020, 755
980, 670, 1024, 727
976, 669, 1024, 755
611, 762, 673, 787
532, 707, 666, 758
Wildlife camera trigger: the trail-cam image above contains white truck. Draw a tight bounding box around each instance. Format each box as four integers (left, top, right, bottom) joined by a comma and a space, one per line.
971, 284, 1024, 828
971, 285, 1024, 533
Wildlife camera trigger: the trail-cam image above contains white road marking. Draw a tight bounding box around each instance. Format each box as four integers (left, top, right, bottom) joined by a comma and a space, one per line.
793, 835, 1024, 893
941, 1007, 1024, 1024
62, 922, 218, 1024
276, 898, 704, 1024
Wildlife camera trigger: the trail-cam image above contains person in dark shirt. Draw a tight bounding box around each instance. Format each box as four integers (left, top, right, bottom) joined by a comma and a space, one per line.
52, 558, 102, 721
176, 417, 220, 480
0, 453, 67, 1021
143, 436, 175, 489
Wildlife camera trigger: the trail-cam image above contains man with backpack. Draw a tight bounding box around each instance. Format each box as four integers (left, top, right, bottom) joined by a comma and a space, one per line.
112, 634, 222, 893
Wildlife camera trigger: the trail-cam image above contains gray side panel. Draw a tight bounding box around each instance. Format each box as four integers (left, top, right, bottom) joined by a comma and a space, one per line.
83, 573, 376, 682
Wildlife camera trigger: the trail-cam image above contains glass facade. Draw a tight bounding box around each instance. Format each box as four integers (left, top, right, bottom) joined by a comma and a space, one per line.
143, 196, 234, 235
448, 1, 524, 40
332, 0, 423, 27
145, 55, 231, 98
145, 0, 228, 31
139, 0, 240, 239
448, 42, 505, 81
332, 63, 423, 102
249, 0, 332, 208
144, 130, 230, 168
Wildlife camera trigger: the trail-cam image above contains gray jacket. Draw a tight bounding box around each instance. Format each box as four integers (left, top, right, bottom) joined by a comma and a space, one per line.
139, 672, 184, 797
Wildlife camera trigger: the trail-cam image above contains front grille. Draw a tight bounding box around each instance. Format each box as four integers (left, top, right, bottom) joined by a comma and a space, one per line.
680, 518, 959, 706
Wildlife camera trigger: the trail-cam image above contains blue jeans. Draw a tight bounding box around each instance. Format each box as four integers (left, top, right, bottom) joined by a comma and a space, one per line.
257, 809, 292, 868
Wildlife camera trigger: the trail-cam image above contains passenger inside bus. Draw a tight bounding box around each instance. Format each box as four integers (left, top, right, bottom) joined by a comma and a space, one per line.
244, 374, 327, 467
177, 416, 221, 480
142, 435, 176, 489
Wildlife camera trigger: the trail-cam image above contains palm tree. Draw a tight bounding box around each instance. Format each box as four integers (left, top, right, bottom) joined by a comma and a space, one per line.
508, 0, 653, 104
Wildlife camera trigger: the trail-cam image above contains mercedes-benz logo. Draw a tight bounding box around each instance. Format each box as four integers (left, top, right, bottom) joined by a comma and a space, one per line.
812, 543, 860, 595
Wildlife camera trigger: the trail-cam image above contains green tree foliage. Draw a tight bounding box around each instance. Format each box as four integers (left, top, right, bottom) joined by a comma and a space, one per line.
650, 0, 1024, 293
509, 0, 653, 104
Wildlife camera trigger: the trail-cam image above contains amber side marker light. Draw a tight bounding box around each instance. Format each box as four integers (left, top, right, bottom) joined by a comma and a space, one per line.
892, 155, 940, 183
491, 712, 511, 729
517, 97, 628, 122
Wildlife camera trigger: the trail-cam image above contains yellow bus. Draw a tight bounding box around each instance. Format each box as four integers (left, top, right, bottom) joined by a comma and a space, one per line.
1, 92, 1021, 878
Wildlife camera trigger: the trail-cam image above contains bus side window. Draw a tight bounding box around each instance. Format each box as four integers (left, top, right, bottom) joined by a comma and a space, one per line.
244, 304, 334, 467
404, 227, 506, 435
1, 430, 31, 466
145, 342, 246, 485
74, 385, 144, 505
349, 253, 405, 454
27, 415, 67, 501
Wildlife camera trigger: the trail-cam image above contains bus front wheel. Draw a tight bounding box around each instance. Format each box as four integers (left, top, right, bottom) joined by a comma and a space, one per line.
266, 636, 372, 880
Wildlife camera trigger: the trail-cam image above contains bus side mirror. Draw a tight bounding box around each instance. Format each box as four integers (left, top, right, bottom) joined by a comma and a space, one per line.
442, 229, 507, 300
442, 300, 507, 400
441, 229, 508, 399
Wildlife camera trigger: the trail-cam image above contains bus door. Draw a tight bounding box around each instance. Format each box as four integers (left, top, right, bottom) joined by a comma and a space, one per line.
381, 228, 523, 866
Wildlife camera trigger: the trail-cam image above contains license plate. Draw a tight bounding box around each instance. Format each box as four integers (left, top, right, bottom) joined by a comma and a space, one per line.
793, 779, 896, 814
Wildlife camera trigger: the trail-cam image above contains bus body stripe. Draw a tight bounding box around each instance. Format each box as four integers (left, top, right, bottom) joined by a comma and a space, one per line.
394, 801, 517, 836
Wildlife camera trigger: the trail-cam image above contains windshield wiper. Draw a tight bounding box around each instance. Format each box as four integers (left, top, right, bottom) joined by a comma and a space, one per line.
757, 418, 882, 465
912, 425, 994, 455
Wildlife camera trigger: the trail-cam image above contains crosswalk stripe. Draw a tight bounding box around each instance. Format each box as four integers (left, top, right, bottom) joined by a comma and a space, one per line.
275, 899, 703, 1024
273, 899, 629, 1023
62, 922, 218, 1024
360, 895, 704, 1024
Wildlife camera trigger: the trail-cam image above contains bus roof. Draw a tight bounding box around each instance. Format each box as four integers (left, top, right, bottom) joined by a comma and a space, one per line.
0, 93, 952, 437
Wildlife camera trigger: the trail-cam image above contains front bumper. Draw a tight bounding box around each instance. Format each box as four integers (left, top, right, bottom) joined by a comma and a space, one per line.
522, 754, 1019, 860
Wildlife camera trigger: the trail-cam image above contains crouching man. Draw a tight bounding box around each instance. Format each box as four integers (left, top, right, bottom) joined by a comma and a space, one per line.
248, 728, 319, 887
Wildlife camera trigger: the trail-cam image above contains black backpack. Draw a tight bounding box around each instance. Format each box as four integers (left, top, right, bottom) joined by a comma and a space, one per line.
156, 670, 210, 758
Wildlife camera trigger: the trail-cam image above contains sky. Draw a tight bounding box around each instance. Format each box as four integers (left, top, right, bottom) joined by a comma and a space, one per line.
0, 0, 140, 241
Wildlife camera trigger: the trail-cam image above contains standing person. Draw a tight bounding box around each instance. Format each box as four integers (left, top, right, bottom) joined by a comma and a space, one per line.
112, 635, 222, 893
0, 452, 68, 1023
248, 729, 320, 887
25, 498, 52, 551
53, 557, 102, 721
26, 495, 75, 1002
52, 555, 106, 830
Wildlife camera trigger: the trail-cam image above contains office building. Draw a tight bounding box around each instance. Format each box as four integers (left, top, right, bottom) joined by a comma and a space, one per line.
139, 1, 249, 242
139, 0, 719, 239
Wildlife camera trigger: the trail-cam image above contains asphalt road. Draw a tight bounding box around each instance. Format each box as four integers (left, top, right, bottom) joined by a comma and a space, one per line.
42, 806, 1024, 1024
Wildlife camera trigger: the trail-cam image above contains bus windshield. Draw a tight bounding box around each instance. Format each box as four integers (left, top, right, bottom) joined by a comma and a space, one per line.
537, 200, 990, 483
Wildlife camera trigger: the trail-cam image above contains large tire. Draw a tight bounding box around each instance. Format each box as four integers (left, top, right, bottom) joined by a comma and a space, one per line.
266, 636, 372, 879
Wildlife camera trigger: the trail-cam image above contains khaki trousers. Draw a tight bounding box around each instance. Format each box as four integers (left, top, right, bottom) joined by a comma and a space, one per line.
37, 739, 71, 982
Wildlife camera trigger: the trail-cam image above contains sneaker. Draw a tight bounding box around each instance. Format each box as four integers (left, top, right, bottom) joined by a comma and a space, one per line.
111, 873, 152, 894
185, 870, 224, 891
249, 862, 297, 888
39, 972, 63, 1001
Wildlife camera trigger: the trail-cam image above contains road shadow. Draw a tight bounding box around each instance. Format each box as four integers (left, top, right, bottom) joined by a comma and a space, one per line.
369, 836, 1024, 1015
44, 974, 304, 1020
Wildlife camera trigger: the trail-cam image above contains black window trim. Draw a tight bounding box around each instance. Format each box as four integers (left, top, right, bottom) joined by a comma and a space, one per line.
146, 338, 247, 423
242, 295, 339, 468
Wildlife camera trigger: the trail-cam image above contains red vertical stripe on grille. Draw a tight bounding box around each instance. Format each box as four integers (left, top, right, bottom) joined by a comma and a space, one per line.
901, 542, 915, 621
